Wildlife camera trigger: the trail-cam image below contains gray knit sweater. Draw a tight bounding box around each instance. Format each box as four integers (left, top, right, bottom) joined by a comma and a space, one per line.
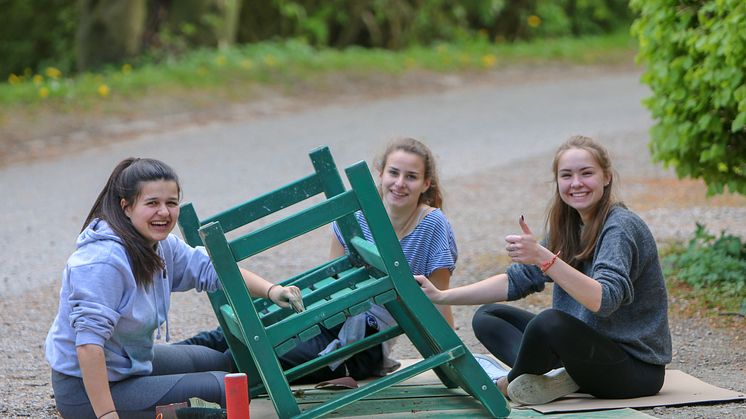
506, 206, 672, 366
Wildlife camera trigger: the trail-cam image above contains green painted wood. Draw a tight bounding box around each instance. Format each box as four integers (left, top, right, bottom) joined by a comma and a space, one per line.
296, 348, 464, 419
348, 300, 372, 316
275, 337, 300, 356
219, 305, 244, 344
201, 174, 324, 234
286, 267, 370, 311
292, 384, 472, 403
346, 161, 511, 418
177, 203, 203, 247
266, 278, 393, 344
186, 147, 515, 418
349, 236, 386, 272
321, 312, 347, 329
310, 146, 366, 266
285, 326, 403, 383
253, 257, 354, 314
230, 190, 359, 260
298, 325, 321, 342
199, 221, 300, 417
311, 394, 484, 416
179, 203, 257, 377
373, 290, 397, 305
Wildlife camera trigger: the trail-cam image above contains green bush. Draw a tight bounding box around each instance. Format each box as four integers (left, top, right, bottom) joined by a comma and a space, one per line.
0, 0, 78, 79
663, 224, 746, 302
1, 0, 633, 78
631, 0, 746, 195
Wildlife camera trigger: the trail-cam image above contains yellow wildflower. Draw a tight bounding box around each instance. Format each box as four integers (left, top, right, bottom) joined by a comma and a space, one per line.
97, 84, 110, 97
481, 54, 497, 68
33, 74, 44, 85
8, 74, 21, 85
527, 15, 542, 28
122, 64, 133, 74
39, 87, 49, 98
216, 55, 227, 66
240, 59, 253, 70
45, 67, 62, 79
264, 55, 277, 66
404, 58, 416, 69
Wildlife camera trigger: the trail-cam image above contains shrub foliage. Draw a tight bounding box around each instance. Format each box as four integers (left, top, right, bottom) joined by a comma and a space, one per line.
663, 224, 746, 305
631, 0, 746, 195
2, 0, 632, 76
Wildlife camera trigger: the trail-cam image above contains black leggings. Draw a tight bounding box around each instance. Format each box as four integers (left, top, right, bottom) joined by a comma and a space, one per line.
472, 305, 665, 399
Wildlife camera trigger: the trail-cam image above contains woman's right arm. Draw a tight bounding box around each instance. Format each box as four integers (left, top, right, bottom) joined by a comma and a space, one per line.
77, 344, 119, 419
416, 273, 509, 305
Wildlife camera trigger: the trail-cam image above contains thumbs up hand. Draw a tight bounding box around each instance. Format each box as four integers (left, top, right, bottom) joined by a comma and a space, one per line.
519, 214, 533, 235
505, 215, 543, 265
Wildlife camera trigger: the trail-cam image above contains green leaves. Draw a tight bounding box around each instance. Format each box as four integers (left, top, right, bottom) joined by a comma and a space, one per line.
632, 0, 746, 196
663, 224, 746, 303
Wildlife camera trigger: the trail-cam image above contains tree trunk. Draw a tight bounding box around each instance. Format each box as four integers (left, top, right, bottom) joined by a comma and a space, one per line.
76, 0, 147, 71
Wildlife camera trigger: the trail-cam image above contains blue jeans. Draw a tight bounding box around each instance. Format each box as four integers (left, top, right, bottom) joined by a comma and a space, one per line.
52, 344, 232, 419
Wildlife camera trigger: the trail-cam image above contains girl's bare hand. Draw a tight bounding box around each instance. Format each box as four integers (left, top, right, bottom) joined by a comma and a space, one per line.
505, 216, 544, 265
414, 275, 444, 304
271, 285, 304, 312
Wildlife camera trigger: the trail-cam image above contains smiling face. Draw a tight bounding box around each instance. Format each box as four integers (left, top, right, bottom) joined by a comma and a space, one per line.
121, 180, 180, 246
379, 150, 431, 212
556, 148, 610, 223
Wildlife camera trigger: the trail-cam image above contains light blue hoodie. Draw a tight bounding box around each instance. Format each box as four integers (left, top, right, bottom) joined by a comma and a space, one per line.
45, 219, 219, 381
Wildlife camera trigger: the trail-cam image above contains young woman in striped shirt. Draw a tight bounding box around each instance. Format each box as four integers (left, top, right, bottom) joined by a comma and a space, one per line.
279, 137, 458, 382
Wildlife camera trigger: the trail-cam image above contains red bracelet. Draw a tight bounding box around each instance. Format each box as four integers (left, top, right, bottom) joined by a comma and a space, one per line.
540, 251, 561, 274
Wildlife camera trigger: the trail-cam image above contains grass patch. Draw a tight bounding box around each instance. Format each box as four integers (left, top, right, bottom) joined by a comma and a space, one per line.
661, 224, 746, 326
0, 31, 636, 112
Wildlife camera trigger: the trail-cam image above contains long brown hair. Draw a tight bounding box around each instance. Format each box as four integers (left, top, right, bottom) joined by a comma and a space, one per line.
374, 137, 444, 209
546, 136, 621, 268
83, 158, 181, 287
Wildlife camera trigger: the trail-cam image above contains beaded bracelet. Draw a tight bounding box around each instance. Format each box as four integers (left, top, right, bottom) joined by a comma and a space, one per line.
266, 284, 279, 300
540, 251, 561, 274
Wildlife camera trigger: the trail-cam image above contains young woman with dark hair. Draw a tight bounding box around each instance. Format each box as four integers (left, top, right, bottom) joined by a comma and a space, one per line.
45, 158, 300, 419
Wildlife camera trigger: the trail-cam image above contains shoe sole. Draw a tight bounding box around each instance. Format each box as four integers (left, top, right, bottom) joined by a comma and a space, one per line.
507, 368, 580, 405
472, 353, 508, 382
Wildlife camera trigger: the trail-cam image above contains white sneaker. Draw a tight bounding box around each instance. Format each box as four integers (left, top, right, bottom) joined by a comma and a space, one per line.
472, 353, 509, 383
507, 367, 579, 405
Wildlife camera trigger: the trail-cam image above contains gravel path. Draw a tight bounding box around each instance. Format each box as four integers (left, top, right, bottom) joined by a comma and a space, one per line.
0, 67, 744, 418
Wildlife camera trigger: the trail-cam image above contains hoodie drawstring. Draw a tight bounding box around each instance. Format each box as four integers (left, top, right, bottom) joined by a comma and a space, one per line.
154, 245, 171, 342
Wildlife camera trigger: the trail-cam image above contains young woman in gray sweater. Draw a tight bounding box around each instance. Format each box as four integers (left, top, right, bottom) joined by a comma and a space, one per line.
416, 135, 672, 405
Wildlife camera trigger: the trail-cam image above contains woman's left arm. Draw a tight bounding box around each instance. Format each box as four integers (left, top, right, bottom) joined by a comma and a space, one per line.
541, 257, 602, 312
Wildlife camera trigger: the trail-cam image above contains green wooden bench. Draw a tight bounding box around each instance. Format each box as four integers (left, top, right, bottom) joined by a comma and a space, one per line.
178, 146, 511, 418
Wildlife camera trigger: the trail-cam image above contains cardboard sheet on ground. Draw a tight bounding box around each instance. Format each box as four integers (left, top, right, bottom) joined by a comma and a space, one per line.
247, 358, 745, 418
525, 368, 746, 414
